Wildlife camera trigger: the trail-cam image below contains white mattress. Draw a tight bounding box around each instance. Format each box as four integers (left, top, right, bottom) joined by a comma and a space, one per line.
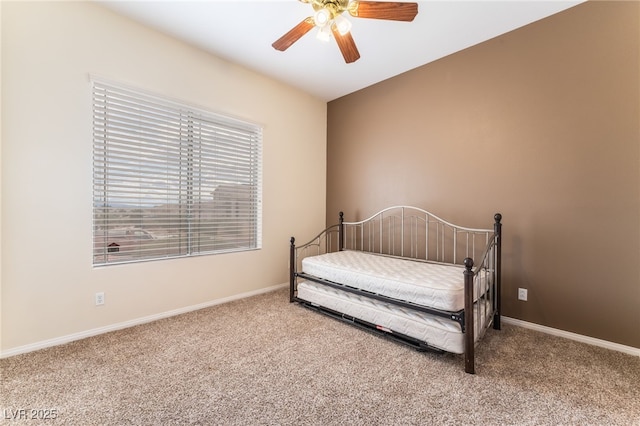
301, 250, 484, 312
297, 281, 490, 354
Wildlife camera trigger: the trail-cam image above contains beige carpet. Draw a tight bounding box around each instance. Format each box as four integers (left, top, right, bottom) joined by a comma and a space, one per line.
1, 288, 639, 425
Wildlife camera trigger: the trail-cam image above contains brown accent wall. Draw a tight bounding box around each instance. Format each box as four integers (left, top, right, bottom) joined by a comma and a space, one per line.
327, 1, 639, 348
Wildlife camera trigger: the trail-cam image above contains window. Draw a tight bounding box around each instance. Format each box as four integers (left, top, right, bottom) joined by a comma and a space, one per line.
93, 80, 262, 266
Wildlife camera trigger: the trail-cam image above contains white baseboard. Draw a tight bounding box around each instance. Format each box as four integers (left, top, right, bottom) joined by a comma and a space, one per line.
0, 283, 288, 359
4, 292, 637, 360
502, 316, 640, 357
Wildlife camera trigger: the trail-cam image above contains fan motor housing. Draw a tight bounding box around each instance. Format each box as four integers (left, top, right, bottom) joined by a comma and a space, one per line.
311, 0, 350, 15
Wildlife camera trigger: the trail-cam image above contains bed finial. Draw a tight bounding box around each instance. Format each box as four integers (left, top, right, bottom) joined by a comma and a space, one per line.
464, 257, 474, 270
494, 213, 502, 223
290, 236, 295, 245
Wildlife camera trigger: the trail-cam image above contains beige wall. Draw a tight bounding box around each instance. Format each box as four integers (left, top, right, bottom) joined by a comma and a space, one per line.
1, 2, 326, 353
327, 1, 639, 348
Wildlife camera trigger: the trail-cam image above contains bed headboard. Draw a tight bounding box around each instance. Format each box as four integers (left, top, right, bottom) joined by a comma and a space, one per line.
339, 206, 501, 267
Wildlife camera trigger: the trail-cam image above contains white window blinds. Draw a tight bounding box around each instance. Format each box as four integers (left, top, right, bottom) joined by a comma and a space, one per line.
93, 80, 262, 266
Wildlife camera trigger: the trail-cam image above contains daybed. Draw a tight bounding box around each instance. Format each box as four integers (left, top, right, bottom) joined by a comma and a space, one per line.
289, 206, 502, 374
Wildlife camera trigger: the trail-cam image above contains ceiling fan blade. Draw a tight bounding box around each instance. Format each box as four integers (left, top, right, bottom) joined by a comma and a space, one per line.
331, 25, 360, 64
348, 1, 418, 21
272, 17, 315, 51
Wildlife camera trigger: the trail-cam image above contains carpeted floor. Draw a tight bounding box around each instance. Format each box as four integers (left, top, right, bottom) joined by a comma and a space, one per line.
1, 288, 639, 425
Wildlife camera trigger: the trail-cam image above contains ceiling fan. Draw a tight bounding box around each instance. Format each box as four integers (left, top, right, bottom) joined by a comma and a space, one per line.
272, 0, 419, 64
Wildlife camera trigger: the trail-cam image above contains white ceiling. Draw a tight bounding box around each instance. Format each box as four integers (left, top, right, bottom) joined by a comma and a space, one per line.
98, 0, 584, 102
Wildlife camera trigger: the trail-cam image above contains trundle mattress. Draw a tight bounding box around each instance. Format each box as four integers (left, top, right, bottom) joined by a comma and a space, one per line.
301, 250, 485, 312
297, 281, 489, 354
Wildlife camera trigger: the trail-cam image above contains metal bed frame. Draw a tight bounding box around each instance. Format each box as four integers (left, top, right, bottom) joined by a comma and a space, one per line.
289, 206, 502, 374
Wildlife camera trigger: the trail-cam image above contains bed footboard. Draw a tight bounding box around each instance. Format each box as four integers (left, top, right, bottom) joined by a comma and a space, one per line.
462, 214, 502, 373
289, 218, 342, 302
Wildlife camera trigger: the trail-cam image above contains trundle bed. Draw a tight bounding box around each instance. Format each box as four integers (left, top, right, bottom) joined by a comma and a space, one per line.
289, 206, 502, 374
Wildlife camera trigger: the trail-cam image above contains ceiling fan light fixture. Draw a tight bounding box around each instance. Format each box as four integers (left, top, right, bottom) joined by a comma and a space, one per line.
316, 25, 332, 42
313, 8, 332, 27
273, 0, 418, 64
333, 14, 352, 35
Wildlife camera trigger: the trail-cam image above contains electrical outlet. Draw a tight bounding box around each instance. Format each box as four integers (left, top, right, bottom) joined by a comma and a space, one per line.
518, 288, 528, 301
95, 292, 105, 306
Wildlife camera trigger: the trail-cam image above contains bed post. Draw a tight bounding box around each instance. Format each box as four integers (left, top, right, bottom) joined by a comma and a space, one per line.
464, 257, 475, 374
289, 237, 296, 303
493, 213, 502, 330
338, 211, 344, 251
